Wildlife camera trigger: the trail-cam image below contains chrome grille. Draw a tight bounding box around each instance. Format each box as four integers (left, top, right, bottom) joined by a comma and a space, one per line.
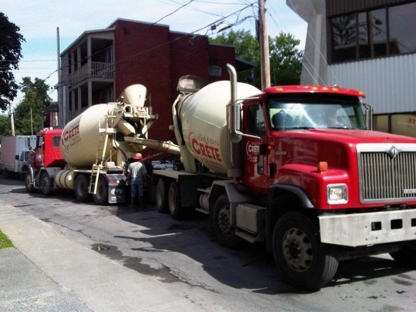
359, 147, 416, 203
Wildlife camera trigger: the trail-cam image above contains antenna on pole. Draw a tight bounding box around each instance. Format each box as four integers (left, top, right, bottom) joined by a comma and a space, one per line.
258, 0, 270, 89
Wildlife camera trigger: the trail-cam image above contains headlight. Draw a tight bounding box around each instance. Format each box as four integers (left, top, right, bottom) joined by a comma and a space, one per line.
327, 184, 347, 204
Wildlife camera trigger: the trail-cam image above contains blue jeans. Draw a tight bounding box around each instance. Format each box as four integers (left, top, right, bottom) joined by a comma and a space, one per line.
130, 178, 143, 199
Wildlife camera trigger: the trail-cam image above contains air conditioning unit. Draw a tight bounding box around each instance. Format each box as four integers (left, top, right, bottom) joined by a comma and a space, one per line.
209, 66, 222, 77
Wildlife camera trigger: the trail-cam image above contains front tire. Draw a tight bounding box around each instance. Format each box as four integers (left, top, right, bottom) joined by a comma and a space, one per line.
40, 172, 52, 195
273, 212, 338, 290
212, 194, 242, 249
390, 245, 416, 268
93, 176, 108, 205
25, 171, 35, 193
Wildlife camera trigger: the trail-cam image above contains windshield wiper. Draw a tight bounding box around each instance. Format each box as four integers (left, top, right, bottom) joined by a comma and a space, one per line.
327, 126, 352, 129
285, 126, 315, 130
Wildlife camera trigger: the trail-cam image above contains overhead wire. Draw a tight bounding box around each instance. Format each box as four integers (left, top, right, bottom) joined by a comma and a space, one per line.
9, 1, 256, 107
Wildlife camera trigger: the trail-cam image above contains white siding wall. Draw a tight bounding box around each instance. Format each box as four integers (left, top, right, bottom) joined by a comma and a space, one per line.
328, 54, 416, 114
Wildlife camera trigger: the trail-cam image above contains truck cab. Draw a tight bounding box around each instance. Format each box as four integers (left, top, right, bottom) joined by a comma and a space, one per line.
26, 129, 66, 194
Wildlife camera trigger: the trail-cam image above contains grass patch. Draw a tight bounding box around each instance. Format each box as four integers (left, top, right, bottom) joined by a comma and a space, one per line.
0, 230, 13, 249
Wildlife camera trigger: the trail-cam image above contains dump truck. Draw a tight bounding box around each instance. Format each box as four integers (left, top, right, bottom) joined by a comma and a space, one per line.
25, 84, 179, 204
0, 135, 36, 179
153, 64, 416, 290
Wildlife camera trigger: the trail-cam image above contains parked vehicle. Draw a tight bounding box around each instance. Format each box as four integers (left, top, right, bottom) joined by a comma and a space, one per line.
0, 135, 36, 179
25, 84, 179, 204
152, 64, 416, 290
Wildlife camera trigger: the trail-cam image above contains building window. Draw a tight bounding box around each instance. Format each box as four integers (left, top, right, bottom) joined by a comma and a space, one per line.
330, 2, 416, 63
209, 66, 222, 77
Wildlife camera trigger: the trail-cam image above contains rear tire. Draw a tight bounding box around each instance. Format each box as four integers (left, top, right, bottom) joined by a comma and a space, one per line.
75, 174, 90, 202
156, 178, 168, 213
93, 176, 108, 205
168, 182, 183, 220
272, 212, 338, 290
212, 194, 242, 249
40, 172, 52, 195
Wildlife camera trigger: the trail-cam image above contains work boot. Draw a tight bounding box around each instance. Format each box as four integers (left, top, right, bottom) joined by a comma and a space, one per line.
129, 198, 136, 209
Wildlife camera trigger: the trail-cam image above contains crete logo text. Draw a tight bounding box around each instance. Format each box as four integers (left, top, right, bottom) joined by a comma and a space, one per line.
189, 132, 222, 161
246, 141, 259, 162
62, 124, 80, 147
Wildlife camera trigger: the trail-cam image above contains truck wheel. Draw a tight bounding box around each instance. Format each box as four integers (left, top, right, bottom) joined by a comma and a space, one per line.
168, 182, 183, 220
213, 194, 242, 249
93, 176, 108, 205
41, 172, 52, 196
272, 212, 339, 290
75, 174, 90, 202
3, 168, 9, 178
390, 245, 416, 268
25, 172, 35, 193
156, 178, 168, 213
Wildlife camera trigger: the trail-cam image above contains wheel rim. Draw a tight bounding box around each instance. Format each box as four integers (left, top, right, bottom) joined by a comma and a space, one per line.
282, 228, 313, 272
218, 204, 232, 236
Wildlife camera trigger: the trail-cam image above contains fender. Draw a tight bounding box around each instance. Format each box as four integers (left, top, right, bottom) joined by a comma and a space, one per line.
26, 166, 36, 186
265, 183, 314, 253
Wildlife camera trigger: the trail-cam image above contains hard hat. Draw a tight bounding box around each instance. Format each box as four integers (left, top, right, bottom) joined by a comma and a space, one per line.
134, 153, 142, 160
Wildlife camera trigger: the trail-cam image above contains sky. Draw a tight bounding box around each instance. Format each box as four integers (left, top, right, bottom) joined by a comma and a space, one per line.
1, 0, 307, 109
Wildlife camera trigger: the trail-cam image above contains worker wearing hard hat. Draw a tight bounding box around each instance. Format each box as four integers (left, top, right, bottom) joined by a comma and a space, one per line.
126, 153, 150, 209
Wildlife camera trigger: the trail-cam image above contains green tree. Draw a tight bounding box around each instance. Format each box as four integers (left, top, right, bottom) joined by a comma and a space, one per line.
13, 77, 51, 135
0, 13, 25, 112
210, 30, 260, 86
0, 114, 12, 140
270, 33, 303, 85
209, 30, 303, 88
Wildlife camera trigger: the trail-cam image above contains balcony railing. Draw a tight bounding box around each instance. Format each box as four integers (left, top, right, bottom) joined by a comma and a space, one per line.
91, 62, 114, 78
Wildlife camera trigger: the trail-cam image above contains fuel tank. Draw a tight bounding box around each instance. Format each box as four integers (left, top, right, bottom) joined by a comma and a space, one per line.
178, 81, 260, 174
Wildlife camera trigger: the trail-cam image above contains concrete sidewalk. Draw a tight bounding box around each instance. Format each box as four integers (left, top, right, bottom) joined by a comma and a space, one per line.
0, 202, 208, 312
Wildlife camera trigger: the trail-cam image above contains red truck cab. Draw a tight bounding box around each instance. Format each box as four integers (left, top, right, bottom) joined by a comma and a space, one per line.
30, 128, 66, 169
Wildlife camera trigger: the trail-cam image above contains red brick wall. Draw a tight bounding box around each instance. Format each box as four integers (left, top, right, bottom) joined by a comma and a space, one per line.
112, 20, 236, 151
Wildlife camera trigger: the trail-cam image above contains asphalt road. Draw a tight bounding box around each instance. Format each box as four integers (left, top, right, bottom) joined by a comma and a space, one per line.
1, 174, 415, 311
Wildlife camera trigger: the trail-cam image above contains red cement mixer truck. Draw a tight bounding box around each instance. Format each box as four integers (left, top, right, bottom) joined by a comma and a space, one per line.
152, 64, 416, 289
25, 84, 179, 204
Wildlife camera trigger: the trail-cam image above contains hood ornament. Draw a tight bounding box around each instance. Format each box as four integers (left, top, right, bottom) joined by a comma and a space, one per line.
387, 146, 400, 159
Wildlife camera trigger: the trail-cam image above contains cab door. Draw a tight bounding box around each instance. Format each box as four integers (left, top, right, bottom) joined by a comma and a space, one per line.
242, 103, 270, 192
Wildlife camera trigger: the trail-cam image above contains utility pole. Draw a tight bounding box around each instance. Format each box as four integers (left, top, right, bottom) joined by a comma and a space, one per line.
57, 27, 65, 127
258, 0, 270, 89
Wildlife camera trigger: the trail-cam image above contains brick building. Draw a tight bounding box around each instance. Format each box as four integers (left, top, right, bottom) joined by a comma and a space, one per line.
60, 18, 249, 143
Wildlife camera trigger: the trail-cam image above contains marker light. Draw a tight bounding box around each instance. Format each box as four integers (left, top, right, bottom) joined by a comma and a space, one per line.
317, 161, 328, 172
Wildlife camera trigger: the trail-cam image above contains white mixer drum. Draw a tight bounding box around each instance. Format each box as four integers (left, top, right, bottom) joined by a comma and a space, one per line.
60, 103, 115, 168
179, 81, 260, 174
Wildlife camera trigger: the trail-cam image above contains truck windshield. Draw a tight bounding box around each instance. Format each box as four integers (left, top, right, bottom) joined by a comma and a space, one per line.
268, 93, 367, 131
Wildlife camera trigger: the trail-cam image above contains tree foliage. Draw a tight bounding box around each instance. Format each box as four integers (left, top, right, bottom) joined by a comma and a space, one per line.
209, 30, 303, 88
0, 114, 12, 140
210, 30, 259, 86
12, 77, 51, 135
269, 33, 303, 85
0, 12, 25, 112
